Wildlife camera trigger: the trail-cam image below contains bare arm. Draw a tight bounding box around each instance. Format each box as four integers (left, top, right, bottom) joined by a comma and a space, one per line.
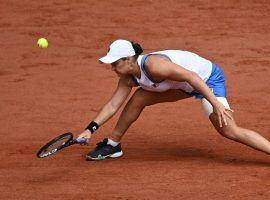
93, 76, 133, 126
77, 76, 133, 140
145, 56, 233, 127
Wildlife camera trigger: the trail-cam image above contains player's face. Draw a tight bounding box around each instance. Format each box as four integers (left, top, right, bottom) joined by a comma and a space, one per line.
111, 58, 131, 76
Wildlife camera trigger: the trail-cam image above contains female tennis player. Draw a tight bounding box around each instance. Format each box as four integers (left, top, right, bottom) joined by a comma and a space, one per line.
78, 39, 270, 160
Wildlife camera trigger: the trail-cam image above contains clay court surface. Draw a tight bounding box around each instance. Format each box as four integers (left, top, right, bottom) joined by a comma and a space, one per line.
1, 0, 270, 199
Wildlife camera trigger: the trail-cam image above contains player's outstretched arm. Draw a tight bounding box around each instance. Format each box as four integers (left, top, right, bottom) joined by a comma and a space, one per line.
77, 76, 133, 141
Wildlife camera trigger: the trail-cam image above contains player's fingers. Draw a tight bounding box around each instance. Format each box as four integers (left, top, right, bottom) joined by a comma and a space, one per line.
226, 108, 234, 113
222, 113, 228, 126
77, 132, 91, 139
224, 111, 233, 121
218, 114, 223, 128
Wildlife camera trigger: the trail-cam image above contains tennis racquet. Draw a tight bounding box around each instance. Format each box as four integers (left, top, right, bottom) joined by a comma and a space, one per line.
36, 132, 87, 158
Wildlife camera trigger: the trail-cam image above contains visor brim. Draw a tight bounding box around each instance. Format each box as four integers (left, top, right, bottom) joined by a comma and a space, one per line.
99, 55, 121, 64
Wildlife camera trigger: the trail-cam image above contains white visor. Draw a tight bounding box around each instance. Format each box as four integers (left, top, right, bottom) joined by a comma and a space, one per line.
99, 39, 136, 64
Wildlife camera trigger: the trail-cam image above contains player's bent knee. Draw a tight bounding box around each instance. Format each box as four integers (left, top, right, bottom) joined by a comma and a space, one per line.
222, 131, 238, 140
221, 126, 241, 141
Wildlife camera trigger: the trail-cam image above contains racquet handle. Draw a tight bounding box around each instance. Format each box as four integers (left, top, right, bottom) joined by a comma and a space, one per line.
76, 137, 87, 143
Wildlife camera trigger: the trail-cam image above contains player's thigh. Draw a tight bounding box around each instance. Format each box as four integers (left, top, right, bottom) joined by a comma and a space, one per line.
133, 88, 192, 107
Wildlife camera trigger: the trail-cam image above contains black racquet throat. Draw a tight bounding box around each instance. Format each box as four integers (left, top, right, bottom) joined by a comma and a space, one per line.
36, 132, 87, 158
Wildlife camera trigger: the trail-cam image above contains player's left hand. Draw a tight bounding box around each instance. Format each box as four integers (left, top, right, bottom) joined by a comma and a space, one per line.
213, 102, 234, 127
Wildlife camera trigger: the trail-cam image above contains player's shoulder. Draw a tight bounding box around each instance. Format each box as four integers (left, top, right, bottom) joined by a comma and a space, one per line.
144, 52, 172, 73
145, 50, 173, 63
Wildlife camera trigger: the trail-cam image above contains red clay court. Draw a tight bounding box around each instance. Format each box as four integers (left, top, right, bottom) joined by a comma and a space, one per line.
0, 0, 270, 199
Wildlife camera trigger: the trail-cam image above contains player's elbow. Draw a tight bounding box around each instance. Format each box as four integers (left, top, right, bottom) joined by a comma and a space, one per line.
108, 101, 120, 113
179, 71, 197, 82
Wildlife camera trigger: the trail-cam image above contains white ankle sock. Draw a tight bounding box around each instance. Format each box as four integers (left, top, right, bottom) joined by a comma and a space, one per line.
107, 138, 120, 147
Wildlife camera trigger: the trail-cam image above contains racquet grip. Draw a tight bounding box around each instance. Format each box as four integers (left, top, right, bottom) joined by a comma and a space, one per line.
76, 137, 87, 143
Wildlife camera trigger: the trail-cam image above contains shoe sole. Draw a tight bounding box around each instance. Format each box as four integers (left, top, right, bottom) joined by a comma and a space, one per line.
86, 151, 123, 161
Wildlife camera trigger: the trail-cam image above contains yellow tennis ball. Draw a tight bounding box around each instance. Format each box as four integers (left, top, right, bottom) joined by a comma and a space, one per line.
37, 38, 48, 48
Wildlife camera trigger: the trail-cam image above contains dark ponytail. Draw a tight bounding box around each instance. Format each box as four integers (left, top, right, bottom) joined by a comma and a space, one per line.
131, 42, 143, 59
